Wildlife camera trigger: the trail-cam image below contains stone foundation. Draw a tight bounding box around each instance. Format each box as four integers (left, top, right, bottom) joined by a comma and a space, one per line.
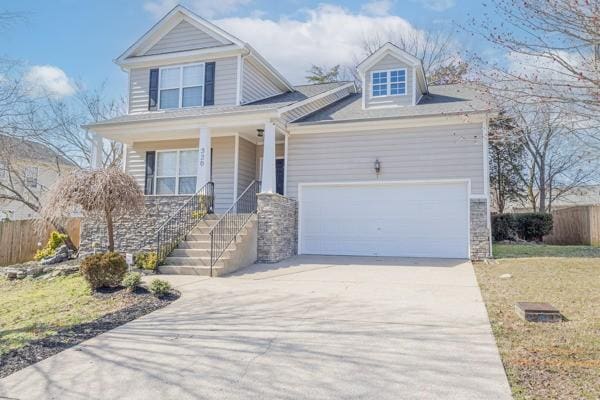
79, 196, 190, 256
257, 193, 297, 263
470, 198, 491, 260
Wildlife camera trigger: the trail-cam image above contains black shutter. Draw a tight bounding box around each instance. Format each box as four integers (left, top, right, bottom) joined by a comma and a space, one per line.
204, 62, 215, 106
144, 151, 156, 195
148, 69, 159, 111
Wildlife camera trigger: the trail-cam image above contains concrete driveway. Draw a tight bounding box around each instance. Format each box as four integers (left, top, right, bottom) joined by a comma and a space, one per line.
0, 256, 512, 399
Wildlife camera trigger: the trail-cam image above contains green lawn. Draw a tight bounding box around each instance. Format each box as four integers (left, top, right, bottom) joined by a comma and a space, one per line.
493, 243, 600, 259
0, 275, 129, 356
475, 258, 600, 400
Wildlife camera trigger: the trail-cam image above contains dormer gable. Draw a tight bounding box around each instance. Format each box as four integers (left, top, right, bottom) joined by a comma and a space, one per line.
357, 42, 428, 110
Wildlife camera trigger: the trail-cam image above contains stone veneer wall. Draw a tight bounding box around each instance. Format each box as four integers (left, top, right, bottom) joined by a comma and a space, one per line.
257, 193, 297, 262
79, 196, 190, 256
470, 198, 491, 260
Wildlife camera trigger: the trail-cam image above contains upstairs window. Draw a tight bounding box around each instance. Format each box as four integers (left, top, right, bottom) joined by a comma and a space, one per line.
371, 69, 407, 97
24, 167, 38, 188
159, 63, 204, 109
0, 162, 6, 179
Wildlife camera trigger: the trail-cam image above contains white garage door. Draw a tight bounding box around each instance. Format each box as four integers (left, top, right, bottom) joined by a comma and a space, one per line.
299, 181, 469, 258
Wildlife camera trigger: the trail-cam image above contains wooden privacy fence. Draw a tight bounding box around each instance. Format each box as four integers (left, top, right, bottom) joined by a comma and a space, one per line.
0, 218, 81, 266
544, 206, 600, 246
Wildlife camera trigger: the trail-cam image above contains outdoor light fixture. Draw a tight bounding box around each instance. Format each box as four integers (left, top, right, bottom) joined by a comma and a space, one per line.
374, 159, 381, 175
257, 128, 264, 138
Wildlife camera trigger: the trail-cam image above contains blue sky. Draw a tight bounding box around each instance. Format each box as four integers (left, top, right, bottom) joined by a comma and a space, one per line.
2, 0, 494, 101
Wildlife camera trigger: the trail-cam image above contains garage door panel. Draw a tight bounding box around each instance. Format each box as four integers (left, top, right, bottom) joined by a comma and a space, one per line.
300, 181, 469, 258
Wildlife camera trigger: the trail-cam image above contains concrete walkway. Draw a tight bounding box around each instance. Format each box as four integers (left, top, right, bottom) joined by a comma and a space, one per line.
0, 256, 512, 399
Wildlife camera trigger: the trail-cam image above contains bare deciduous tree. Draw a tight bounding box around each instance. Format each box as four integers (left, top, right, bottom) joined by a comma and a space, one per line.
306, 65, 342, 84
40, 168, 144, 252
467, 0, 600, 129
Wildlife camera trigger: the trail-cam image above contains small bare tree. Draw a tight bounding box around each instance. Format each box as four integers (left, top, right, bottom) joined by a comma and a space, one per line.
40, 168, 144, 252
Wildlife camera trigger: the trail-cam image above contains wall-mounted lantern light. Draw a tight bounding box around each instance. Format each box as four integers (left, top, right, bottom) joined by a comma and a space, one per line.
374, 159, 381, 175
257, 128, 264, 138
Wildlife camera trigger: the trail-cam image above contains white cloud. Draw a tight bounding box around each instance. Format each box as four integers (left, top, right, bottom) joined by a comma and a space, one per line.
361, 0, 393, 16
24, 65, 75, 98
216, 4, 418, 84
144, 0, 251, 19
412, 0, 455, 12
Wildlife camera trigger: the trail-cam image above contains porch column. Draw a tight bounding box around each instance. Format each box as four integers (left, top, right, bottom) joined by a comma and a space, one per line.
260, 121, 276, 193
89, 133, 103, 170
197, 127, 211, 188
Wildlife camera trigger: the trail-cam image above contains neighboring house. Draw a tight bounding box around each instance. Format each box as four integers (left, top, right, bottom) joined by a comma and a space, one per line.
0, 135, 76, 220
84, 5, 492, 272
501, 185, 600, 213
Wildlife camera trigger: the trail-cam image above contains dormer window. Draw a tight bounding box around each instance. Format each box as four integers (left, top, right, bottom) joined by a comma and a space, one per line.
159, 63, 205, 109
371, 69, 406, 97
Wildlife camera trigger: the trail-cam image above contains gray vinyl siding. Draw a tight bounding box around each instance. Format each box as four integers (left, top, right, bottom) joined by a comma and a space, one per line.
212, 136, 235, 213
128, 56, 238, 114
280, 86, 353, 123
126, 137, 235, 213
255, 144, 285, 178
286, 123, 485, 199
237, 137, 257, 195
242, 59, 283, 103
365, 54, 414, 108
145, 20, 228, 56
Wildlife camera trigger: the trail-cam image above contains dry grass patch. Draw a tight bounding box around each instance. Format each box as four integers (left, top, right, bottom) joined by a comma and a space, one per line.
475, 258, 600, 400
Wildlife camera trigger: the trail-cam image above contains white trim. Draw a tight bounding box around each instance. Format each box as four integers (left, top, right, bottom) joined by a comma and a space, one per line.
469, 194, 488, 199
154, 148, 198, 195
360, 72, 366, 110
277, 83, 354, 114
289, 113, 489, 134
122, 144, 128, 173
297, 178, 471, 258
158, 62, 205, 110
283, 133, 289, 196
115, 5, 244, 64
236, 54, 243, 106
233, 134, 239, 201
118, 45, 243, 69
369, 68, 407, 99
356, 43, 421, 72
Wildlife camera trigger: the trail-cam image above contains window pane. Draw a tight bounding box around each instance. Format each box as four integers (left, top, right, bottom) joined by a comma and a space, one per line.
390, 70, 406, 83
178, 177, 196, 194
157, 151, 177, 176
160, 67, 180, 88
160, 88, 179, 109
391, 83, 406, 95
156, 177, 176, 194
372, 71, 387, 84
372, 84, 387, 97
183, 65, 204, 87
182, 86, 203, 107
179, 150, 198, 176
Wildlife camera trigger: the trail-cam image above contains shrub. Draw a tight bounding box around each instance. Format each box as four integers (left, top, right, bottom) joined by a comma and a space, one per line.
492, 213, 553, 242
149, 279, 171, 297
122, 272, 142, 291
492, 214, 517, 241
514, 213, 553, 241
80, 252, 127, 290
134, 252, 158, 270
34, 231, 68, 261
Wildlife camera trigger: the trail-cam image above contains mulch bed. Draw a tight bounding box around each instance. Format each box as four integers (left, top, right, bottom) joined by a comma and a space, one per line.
0, 288, 179, 379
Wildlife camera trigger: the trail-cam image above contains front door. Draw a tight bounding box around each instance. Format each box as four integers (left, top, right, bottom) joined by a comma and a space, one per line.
276, 159, 284, 195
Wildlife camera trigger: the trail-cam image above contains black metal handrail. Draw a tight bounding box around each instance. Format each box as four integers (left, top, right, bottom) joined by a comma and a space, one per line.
209, 180, 260, 275
155, 182, 214, 268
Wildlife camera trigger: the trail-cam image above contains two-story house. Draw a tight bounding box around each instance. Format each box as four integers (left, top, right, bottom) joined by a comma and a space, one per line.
84, 5, 492, 275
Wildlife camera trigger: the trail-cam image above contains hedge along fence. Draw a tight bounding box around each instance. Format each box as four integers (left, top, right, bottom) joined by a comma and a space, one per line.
544, 206, 600, 246
492, 213, 553, 242
0, 218, 80, 266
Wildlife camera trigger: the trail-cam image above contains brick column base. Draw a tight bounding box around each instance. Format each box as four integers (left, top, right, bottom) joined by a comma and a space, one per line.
470, 198, 491, 260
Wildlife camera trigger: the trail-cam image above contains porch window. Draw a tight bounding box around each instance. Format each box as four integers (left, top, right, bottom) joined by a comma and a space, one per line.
24, 166, 38, 188
155, 150, 198, 195
159, 63, 204, 110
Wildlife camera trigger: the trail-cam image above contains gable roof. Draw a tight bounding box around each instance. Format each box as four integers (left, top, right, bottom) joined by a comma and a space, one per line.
0, 135, 76, 167
356, 42, 428, 95
115, 5, 243, 64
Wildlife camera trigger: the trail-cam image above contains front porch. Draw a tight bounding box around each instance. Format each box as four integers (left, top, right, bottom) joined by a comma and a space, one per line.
97, 121, 287, 213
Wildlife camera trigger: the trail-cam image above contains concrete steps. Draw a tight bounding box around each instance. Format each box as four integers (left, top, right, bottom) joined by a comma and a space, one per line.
158, 215, 257, 277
